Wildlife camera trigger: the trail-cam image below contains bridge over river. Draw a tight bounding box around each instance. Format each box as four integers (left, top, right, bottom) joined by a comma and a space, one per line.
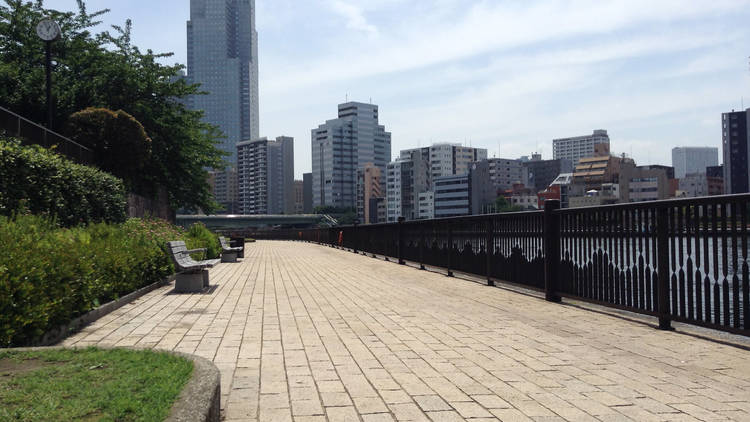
64, 241, 750, 421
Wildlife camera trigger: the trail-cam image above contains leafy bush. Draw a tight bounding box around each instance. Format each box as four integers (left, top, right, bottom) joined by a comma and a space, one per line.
185, 222, 220, 259
0, 137, 126, 226
0, 214, 220, 347
66, 108, 152, 192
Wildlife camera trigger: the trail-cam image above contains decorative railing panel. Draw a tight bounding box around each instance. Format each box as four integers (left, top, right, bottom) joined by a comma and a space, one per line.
258, 193, 750, 336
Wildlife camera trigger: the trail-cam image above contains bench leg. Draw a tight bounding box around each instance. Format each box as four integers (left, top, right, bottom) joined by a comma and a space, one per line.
221, 252, 237, 263
203, 269, 209, 287
175, 272, 204, 293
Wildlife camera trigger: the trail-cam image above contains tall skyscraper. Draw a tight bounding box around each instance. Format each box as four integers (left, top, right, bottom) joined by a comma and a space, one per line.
311, 102, 391, 209
722, 109, 750, 194
671, 147, 719, 179
188, 0, 259, 160
237, 136, 294, 214
553, 129, 610, 167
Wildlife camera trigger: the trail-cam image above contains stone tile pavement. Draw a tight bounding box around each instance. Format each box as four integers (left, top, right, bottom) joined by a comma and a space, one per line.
63, 241, 750, 421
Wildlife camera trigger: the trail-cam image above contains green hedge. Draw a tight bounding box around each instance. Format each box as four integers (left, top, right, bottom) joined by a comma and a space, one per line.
0, 215, 221, 347
0, 137, 126, 226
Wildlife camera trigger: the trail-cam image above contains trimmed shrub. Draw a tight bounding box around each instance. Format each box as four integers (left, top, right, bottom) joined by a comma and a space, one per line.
0, 137, 126, 226
185, 222, 221, 259
66, 108, 152, 191
0, 215, 220, 347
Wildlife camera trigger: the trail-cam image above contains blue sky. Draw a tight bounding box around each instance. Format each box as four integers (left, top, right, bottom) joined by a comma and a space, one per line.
44, 0, 750, 178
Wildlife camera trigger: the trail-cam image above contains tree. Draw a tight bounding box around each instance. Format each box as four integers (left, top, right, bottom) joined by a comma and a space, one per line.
494, 196, 523, 213
0, 0, 226, 212
67, 107, 151, 191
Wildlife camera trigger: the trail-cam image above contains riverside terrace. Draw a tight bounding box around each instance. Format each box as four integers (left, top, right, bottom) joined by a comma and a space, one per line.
61, 198, 750, 421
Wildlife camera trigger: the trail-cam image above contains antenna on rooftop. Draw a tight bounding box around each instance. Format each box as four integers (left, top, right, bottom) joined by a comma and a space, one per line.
369, 97, 372, 104
345, 93, 348, 102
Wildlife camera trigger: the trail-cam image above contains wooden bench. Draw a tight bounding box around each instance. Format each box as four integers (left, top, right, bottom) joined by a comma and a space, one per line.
219, 236, 243, 263
166, 241, 221, 293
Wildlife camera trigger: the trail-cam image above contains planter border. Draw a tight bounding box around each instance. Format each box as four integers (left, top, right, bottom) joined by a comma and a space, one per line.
33, 275, 175, 347
1, 346, 220, 422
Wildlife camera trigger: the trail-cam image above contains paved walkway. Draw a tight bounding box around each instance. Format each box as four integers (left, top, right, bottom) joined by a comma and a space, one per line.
64, 241, 750, 421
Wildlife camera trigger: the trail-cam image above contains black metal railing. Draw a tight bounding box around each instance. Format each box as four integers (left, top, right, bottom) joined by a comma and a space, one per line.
0, 105, 94, 165
257, 194, 750, 336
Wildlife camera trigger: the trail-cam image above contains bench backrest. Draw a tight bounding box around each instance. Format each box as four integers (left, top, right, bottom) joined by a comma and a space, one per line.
167, 241, 197, 272
219, 236, 230, 249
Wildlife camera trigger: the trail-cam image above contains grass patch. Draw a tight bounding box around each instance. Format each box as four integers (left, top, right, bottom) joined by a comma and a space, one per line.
0, 347, 193, 421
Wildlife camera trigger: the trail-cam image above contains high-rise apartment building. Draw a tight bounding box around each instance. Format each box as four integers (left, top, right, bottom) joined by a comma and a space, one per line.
386, 156, 429, 222
400, 144, 488, 180
207, 168, 238, 213
671, 147, 719, 179
553, 129, 610, 167
722, 109, 750, 194
356, 163, 383, 224
311, 102, 391, 209
237, 136, 294, 214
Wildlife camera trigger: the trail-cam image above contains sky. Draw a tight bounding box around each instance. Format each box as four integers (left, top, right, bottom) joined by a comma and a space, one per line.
44, 0, 750, 179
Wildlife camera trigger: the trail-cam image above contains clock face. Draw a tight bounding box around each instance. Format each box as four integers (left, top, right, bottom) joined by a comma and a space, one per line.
36, 19, 61, 41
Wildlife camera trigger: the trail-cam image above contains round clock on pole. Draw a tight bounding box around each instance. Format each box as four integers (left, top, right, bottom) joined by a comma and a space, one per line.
36, 19, 61, 41
36, 19, 61, 128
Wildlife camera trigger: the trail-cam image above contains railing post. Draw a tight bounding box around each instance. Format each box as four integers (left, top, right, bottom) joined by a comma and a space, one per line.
447, 223, 454, 277
543, 200, 561, 302
486, 217, 494, 286
419, 223, 425, 270
656, 207, 673, 330
353, 220, 359, 254
397, 216, 405, 265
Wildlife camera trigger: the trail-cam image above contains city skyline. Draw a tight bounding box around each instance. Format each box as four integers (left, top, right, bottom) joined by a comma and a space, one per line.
43, 0, 750, 178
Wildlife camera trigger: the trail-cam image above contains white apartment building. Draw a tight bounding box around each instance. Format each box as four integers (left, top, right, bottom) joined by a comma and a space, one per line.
401, 143, 488, 180
553, 129, 610, 167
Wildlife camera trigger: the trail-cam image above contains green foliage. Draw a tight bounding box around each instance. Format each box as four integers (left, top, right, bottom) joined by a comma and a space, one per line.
494, 196, 523, 213
0, 347, 193, 421
0, 1, 226, 211
66, 107, 151, 191
0, 137, 126, 226
185, 222, 220, 259
0, 214, 220, 347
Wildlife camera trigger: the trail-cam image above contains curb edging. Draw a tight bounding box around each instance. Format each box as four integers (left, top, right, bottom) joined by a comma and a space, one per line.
165, 351, 221, 422
34, 275, 175, 347
2, 346, 221, 422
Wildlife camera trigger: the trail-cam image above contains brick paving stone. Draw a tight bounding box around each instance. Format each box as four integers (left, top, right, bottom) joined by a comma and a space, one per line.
62, 241, 750, 421
414, 395, 453, 412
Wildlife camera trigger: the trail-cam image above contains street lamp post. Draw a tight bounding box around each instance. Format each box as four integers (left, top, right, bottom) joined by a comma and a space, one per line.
35, 19, 61, 129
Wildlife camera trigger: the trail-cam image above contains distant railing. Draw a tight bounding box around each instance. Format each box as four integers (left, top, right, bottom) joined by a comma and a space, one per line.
261, 194, 750, 336
0, 105, 94, 165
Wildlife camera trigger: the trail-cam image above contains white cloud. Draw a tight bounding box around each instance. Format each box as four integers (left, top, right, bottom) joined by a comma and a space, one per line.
327, 0, 378, 35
